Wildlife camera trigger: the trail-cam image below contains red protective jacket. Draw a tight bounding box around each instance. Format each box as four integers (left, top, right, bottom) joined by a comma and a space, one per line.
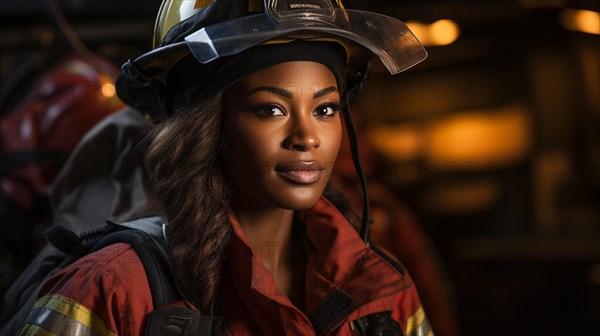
19, 198, 432, 335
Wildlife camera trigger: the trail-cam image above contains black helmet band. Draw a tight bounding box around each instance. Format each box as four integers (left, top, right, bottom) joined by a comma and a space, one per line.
164, 41, 346, 120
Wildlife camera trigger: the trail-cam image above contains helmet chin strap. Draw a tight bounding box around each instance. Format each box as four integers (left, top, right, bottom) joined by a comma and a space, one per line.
342, 87, 371, 243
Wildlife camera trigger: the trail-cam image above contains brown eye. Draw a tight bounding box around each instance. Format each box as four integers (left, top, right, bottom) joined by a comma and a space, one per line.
314, 104, 339, 117
253, 105, 285, 116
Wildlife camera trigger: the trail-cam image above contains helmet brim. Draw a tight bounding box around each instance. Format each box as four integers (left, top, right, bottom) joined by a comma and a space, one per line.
183, 9, 426, 75
117, 8, 426, 118
134, 9, 426, 78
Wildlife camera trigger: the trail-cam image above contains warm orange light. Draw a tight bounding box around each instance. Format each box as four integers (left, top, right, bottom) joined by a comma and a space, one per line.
367, 105, 531, 168
425, 104, 531, 166
368, 125, 423, 161
405, 22, 428, 44
406, 19, 461, 46
559, 9, 600, 35
430, 19, 461, 46
101, 83, 116, 98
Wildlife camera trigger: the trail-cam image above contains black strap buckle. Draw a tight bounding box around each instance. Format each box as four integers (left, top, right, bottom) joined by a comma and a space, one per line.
145, 306, 212, 336
350, 312, 403, 336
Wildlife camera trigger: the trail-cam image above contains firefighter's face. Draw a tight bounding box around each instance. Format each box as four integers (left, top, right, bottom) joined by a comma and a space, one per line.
223, 61, 342, 212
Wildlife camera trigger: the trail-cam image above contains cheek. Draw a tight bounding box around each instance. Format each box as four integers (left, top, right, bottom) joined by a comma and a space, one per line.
224, 120, 277, 179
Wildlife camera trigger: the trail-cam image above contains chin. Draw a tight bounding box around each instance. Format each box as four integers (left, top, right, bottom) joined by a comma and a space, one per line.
269, 186, 325, 211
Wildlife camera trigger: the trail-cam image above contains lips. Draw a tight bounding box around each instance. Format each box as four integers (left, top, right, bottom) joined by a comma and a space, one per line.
274, 161, 325, 184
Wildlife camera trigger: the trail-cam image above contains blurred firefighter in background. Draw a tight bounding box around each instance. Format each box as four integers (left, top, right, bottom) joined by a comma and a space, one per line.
0, 0, 123, 295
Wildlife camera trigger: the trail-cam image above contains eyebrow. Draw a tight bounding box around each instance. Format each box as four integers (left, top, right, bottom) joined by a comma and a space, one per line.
246, 86, 339, 100
247, 86, 294, 99
313, 86, 338, 99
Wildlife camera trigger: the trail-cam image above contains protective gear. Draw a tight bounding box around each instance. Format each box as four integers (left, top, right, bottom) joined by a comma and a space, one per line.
17, 197, 433, 336
116, 0, 426, 120
153, 0, 425, 74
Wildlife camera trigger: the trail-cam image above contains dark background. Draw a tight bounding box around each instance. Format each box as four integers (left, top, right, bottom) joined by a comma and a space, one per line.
1, 0, 599, 335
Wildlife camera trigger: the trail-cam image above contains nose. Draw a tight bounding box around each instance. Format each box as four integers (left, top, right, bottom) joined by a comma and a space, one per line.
283, 115, 320, 151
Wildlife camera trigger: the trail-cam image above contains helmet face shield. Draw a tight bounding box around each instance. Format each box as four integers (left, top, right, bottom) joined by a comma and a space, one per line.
184, 9, 427, 74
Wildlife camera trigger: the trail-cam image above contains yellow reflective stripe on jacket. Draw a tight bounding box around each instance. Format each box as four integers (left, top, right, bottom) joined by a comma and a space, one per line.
19, 306, 100, 336
17, 323, 59, 336
18, 294, 117, 336
405, 306, 435, 336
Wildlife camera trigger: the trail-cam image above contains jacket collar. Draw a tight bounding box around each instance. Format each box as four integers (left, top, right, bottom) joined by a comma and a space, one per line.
224, 197, 409, 324
296, 197, 411, 312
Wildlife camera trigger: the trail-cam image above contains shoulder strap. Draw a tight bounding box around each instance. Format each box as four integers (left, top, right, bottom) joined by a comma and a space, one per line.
105, 217, 179, 308
108, 217, 213, 336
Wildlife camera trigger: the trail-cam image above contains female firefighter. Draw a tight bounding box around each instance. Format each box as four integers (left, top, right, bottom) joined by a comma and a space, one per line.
18, 1, 432, 335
